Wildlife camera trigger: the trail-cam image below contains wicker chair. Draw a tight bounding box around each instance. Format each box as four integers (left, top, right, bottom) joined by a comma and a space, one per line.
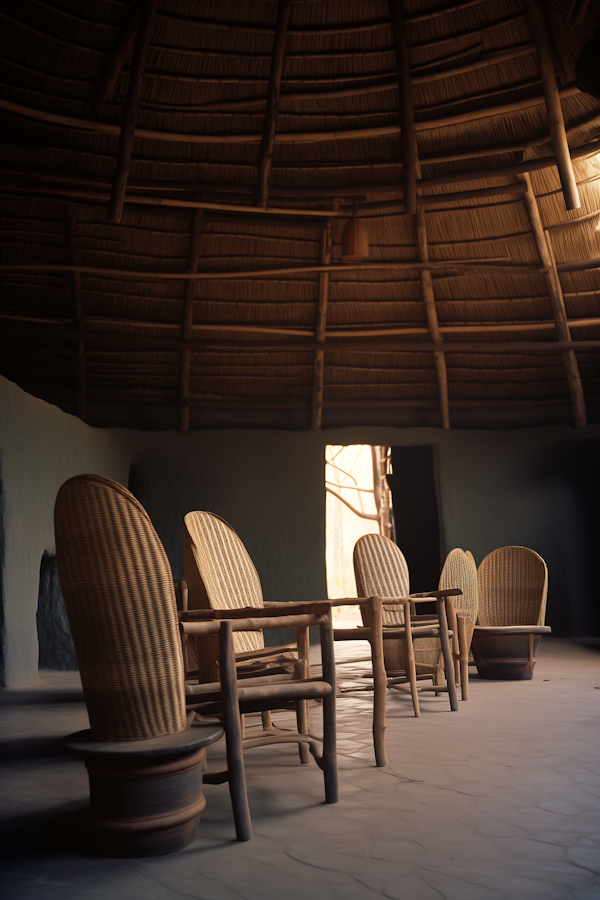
54, 474, 223, 855
472, 546, 550, 680
181, 602, 339, 840
439, 548, 478, 700
352, 533, 461, 717
183, 510, 315, 763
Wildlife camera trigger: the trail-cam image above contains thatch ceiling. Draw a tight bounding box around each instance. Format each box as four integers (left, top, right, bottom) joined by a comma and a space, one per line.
1, 0, 599, 430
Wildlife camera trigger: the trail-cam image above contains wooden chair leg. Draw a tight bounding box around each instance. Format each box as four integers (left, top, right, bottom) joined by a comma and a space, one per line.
369, 596, 388, 767
219, 621, 252, 841
402, 607, 420, 717
320, 610, 339, 802
528, 632, 534, 677
261, 710, 272, 729
436, 598, 458, 711
457, 615, 469, 701
295, 625, 311, 764
445, 601, 461, 686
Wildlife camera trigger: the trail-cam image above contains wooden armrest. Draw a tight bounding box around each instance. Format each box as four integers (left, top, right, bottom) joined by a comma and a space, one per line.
410, 589, 463, 600
180, 601, 330, 621
234, 644, 297, 661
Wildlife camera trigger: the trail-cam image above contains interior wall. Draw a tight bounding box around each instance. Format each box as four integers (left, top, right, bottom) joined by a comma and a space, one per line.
2, 375, 599, 687
130, 421, 600, 643
0, 378, 132, 686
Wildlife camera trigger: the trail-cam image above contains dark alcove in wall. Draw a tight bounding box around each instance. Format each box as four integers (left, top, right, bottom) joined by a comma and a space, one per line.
386, 446, 444, 593
37, 553, 77, 671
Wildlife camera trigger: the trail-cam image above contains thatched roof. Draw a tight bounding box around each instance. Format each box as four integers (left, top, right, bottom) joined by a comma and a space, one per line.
1, 0, 599, 430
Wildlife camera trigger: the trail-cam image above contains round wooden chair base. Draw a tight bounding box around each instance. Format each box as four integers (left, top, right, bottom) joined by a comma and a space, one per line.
472, 633, 543, 682
63, 723, 223, 858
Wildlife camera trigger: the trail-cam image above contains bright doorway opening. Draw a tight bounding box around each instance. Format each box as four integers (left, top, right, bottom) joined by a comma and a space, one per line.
325, 445, 394, 627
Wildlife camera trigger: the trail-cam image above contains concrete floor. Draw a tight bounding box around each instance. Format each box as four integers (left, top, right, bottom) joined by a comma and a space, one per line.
1, 639, 599, 900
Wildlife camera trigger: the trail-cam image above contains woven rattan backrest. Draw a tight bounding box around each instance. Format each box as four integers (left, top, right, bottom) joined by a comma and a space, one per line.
54, 474, 186, 742
353, 533, 410, 626
183, 511, 264, 654
439, 548, 478, 626
477, 546, 548, 626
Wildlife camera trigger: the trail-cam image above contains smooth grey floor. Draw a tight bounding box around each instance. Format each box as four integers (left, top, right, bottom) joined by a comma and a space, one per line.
1, 639, 599, 900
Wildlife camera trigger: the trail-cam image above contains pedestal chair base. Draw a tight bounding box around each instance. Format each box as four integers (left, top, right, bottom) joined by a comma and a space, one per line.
63, 723, 223, 858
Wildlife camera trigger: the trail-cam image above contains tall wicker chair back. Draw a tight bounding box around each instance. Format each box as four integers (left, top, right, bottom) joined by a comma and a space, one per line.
473, 546, 550, 680
478, 546, 548, 626
353, 533, 439, 677
184, 511, 264, 682
54, 474, 187, 742
353, 533, 410, 627
440, 549, 478, 636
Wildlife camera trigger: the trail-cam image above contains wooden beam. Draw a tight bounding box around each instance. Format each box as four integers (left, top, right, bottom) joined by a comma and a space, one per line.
64, 205, 86, 421
310, 209, 335, 429
0, 85, 580, 146
107, 0, 157, 223
5, 312, 599, 337
518, 172, 586, 427
387, 0, 417, 214
416, 209, 450, 429
256, 0, 292, 207
179, 208, 204, 432
93, 2, 141, 118
524, 0, 580, 211
4, 323, 599, 356
0, 260, 545, 281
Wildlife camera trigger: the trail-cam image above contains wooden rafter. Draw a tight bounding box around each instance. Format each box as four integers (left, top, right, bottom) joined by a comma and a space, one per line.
415, 209, 450, 429
310, 209, 335, 429
93, 2, 141, 118
179, 208, 204, 432
387, 0, 417, 215
256, 0, 292, 207
525, 0, 580, 211
107, 0, 157, 223
517, 173, 586, 428
63, 205, 86, 421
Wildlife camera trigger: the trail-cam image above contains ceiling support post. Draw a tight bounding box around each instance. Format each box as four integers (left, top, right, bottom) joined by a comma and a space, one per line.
310, 213, 334, 430
64, 205, 86, 422
524, 0, 580, 211
179, 209, 204, 432
518, 173, 586, 427
387, 0, 417, 215
93, 2, 141, 118
256, 0, 292, 207
415, 209, 450, 429
107, 0, 157, 224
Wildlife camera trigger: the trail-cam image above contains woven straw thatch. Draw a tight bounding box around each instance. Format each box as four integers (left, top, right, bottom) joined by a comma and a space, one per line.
0, 1, 599, 426
54, 473, 187, 741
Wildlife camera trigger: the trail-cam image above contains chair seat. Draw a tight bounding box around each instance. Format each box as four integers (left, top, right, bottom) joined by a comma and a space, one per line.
473, 625, 551, 635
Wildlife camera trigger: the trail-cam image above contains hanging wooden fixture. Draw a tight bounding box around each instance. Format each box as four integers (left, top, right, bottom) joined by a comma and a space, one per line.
341, 217, 369, 262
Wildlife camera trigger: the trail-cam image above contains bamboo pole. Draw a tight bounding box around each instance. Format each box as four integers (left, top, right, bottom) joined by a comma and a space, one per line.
64, 206, 86, 422
524, 0, 580, 211
416, 209, 450, 429
256, 0, 292, 207
4, 312, 599, 337
179, 208, 203, 432
0, 86, 580, 147
387, 0, 417, 214
107, 0, 157, 223
517, 172, 586, 427
0, 260, 545, 279
310, 210, 334, 429
93, 2, 141, 117
5, 322, 598, 355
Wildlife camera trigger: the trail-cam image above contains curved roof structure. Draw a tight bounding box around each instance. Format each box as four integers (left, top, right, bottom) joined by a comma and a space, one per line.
1, 0, 599, 430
